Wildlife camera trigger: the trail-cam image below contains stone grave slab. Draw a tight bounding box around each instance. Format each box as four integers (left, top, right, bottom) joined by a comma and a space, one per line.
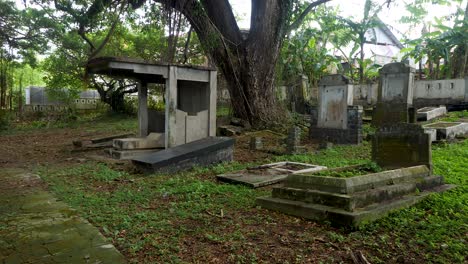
423, 122, 468, 140
132, 137, 234, 174
217, 162, 327, 188
417, 106, 447, 121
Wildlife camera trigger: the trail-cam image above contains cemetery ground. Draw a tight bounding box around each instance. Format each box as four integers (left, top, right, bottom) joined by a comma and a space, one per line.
0, 112, 467, 263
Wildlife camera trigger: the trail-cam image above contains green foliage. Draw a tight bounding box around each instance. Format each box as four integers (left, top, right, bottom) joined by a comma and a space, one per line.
0, 110, 12, 130
400, 0, 467, 79
275, 142, 372, 168
357, 140, 468, 263
3, 111, 136, 134
278, 6, 343, 87
439, 110, 468, 122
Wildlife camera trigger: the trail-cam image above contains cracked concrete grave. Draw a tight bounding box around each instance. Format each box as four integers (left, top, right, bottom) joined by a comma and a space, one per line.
0, 168, 126, 264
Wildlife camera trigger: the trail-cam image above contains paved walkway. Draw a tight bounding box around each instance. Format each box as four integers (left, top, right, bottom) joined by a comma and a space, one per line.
0, 168, 126, 264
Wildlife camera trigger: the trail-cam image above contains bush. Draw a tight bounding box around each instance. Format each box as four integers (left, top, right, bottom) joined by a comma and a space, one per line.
0, 110, 12, 131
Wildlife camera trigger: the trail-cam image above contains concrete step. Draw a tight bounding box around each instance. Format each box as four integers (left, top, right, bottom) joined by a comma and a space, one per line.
257, 184, 456, 227
285, 165, 431, 194
273, 175, 444, 211
106, 148, 161, 160
113, 133, 164, 150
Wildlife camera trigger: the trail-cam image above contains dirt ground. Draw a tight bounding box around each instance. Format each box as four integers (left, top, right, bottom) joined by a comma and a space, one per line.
0, 128, 118, 169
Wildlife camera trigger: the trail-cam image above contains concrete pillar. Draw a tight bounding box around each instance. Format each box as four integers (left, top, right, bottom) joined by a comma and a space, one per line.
464, 76, 468, 102
209, 70, 217, 137
165, 66, 177, 149
138, 81, 148, 137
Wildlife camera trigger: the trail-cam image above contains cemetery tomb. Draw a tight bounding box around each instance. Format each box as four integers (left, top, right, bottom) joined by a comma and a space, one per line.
417, 106, 447, 121
423, 122, 468, 140
259, 87, 454, 226
373, 62, 416, 126
256, 164, 454, 227
309, 74, 363, 144
87, 57, 233, 171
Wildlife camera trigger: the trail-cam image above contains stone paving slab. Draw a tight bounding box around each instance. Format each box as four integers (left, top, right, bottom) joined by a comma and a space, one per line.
217, 162, 327, 188
0, 168, 126, 264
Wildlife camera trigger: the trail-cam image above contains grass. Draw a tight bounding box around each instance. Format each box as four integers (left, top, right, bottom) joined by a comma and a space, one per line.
311, 162, 382, 178
439, 110, 468, 122
38, 139, 467, 263
1, 111, 137, 135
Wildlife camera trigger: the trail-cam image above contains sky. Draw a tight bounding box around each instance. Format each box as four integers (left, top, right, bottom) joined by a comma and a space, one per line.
230, 0, 466, 39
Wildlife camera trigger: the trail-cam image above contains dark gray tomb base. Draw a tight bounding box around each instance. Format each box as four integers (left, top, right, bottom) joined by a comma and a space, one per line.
132, 137, 234, 174
309, 106, 363, 144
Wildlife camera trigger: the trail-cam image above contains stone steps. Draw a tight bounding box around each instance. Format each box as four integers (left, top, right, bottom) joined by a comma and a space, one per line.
272, 175, 444, 211
258, 184, 455, 227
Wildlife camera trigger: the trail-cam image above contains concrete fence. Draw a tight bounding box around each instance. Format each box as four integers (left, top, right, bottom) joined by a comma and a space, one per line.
347, 77, 468, 107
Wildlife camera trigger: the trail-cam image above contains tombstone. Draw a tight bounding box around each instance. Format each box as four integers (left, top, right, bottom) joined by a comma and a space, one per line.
309, 74, 363, 144
249, 136, 263, 150
286, 126, 305, 154
372, 62, 416, 126
372, 123, 432, 170
288, 75, 309, 113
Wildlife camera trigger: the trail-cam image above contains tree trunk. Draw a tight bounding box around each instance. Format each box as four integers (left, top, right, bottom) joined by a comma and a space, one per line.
359, 35, 365, 84
160, 0, 295, 126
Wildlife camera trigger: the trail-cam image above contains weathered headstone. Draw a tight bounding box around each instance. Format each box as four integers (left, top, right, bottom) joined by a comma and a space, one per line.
286, 126, 305, 154
309, 74, 362, 144
249, 136, 263, 150
372, 123, 432, 170
373, 62, 416, 126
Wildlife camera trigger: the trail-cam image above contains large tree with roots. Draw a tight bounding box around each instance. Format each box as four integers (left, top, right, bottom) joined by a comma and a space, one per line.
150, 0, 331, 126
78, 0, 329, 126
54, 0, 331, 125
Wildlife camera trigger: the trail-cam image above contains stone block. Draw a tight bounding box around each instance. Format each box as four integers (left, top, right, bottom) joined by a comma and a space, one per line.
423, 122, 468, 140
217, 162, 327, 188
424, 128, 437, 142
417, 106, 447, 121
249, 137, 263, 150
113, 133, 165, 150
106, 148, 160, 160
372, 123, 431, 169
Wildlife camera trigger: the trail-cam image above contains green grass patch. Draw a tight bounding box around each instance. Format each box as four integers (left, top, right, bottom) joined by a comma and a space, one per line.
438, 110, 468, 122
38, 139, 467, 263
311, 161, 382, 178
2, 112, 137, 135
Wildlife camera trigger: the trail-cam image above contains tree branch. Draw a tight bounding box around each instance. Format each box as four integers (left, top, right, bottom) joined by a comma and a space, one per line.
287, 0, 332, 34
199, 0, 242, 45
88, 1, 126, 58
